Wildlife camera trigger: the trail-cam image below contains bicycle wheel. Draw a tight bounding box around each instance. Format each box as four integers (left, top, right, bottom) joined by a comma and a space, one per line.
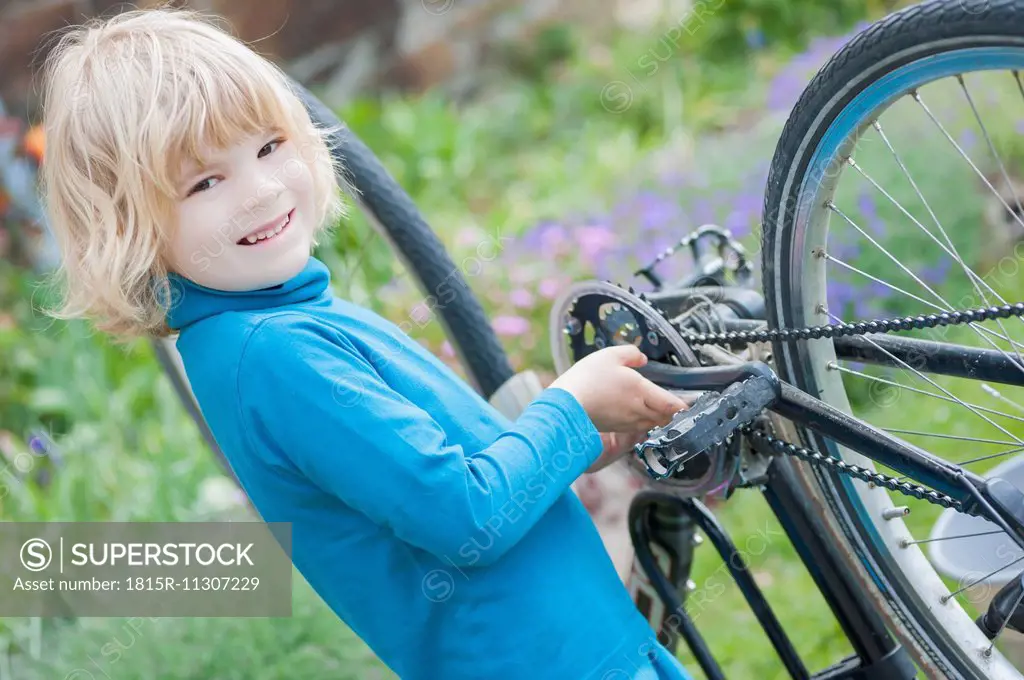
763, 1, 1024, 677
158, 81, 517, 477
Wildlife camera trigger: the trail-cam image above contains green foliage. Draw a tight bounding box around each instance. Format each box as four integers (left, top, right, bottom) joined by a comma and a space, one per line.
680, 0, 893, 60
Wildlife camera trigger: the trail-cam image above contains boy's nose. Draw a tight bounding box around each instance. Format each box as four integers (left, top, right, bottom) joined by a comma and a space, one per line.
253, 167, 286, 201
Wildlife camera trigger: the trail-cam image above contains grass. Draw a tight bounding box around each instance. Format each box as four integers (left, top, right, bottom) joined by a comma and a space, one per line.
4, 3, 1024, 678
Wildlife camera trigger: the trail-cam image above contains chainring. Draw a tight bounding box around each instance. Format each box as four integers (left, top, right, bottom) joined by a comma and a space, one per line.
548, 280, 699, 375
549, 280, 743, 496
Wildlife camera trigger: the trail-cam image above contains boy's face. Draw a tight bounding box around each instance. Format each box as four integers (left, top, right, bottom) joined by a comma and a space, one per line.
166, 129, 318, 291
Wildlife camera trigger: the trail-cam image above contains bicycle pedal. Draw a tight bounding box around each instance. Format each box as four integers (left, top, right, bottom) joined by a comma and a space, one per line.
634, 376, 777, 479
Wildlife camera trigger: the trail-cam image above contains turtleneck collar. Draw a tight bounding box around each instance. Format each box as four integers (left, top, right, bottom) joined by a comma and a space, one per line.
164, 256, 331, 332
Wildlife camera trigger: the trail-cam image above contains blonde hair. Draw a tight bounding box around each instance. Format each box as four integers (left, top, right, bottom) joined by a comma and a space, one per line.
37, 5, 347, 343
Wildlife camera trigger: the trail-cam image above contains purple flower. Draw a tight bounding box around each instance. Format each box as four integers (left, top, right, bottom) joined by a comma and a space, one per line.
745, 28, 766, 50
493, 315, 530, 337
724, 208, 753, 238
959, 129, 977, 152
692, 199, 715, 225
521, 220, 561, 250
831, 239, 861, 262
827, 279, 859, 318
857, 191, 887, 236
767, 72, 806, 112
868, 281, 891, 299
735, 191, 763, 215
857, 190, 877, 220
921, 260, 952, 285
636, 192, 682, 231
767, 29, 859, 113
540, 224, 569, 253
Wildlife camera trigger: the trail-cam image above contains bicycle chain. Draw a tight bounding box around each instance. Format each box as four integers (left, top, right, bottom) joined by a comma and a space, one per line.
742, 425, 978, 517
618, 286, 1024, 514
679, 302, 1024, 347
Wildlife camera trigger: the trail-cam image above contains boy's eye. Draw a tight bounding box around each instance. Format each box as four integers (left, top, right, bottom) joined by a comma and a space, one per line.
258, 137, 286, 158
187, 177, 219, 196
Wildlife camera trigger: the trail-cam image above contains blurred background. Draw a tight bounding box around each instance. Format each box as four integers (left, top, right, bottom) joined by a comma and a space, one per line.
3, 0, 1007, 678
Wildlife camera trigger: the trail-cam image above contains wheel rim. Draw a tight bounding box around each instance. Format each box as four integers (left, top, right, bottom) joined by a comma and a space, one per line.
773, 44, 1024, 679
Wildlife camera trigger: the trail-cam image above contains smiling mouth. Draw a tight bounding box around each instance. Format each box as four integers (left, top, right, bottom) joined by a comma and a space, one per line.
237, 210, 294, 246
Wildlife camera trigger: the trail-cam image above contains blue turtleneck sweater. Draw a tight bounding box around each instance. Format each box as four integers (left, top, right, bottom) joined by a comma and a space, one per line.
166, 256, 688, 680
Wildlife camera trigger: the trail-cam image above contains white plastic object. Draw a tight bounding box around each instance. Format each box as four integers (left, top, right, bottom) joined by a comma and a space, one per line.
488, 370, 545, 420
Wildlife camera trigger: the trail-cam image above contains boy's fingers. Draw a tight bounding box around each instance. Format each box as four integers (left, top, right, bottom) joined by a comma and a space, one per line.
609, 344, 648, 368
645, 387, 687, 415
636, 421, 658, 434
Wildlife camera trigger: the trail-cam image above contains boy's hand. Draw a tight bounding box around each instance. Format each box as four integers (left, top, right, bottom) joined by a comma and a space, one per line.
550, 344, 688, 433
585, 429, 649, 474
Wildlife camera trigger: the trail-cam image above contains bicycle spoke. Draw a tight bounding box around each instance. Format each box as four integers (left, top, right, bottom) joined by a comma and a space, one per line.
901, 529, 1006, 547
987, 584, 1024, 654
952, 76, 1024, 368
823, 252, 939, 308
913, 90, 1024, 232
763, 19, 1024, 670
870, 120, 1013, 311
825, 253, 1024, 382
828, 199, 951, 309
958, 74, 1024, 219
957, 445, 1024, 467
859, 123, 1024, 372
941, 555, 1024, 603
830, 363, 1024, 425
982, 384, 1024, 414
882, 429, 1021, 446
825, 310, 1024, 446
892, 446, 1024, 483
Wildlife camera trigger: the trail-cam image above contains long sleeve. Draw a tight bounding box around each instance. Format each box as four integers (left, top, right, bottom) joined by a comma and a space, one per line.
235, 316, 604, 567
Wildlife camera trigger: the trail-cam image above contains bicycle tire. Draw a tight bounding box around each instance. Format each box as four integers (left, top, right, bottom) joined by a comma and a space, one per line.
762, 1, 1024, 678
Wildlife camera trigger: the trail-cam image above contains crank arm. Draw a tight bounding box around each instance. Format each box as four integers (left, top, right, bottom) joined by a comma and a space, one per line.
636, 360, 780, 393
633, 362, 782, 479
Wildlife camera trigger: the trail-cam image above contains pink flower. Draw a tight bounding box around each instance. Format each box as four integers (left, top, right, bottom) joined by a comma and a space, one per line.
509, 289, 534, 308
575, 224, 618, 262
441, 340, 455, 358
456, 227, 483, 248
539, 277, 566, 300
493, 315, 530, 336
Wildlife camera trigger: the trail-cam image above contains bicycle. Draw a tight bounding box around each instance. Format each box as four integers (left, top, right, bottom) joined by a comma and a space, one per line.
135, 0, 1024, 677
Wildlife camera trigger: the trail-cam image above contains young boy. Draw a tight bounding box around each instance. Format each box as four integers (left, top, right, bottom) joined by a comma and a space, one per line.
37, 8, 692, 679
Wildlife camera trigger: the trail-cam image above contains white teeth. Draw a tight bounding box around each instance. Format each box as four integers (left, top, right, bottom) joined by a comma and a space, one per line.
242, 213, 290, 245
